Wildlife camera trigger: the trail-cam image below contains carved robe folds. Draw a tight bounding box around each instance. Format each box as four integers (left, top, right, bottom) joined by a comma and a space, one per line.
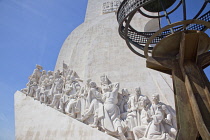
144, 104, 166, 139
98, 83, 126, 136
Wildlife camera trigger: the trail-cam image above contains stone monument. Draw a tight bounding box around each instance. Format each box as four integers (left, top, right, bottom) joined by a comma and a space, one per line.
55, 0, 174, 106
15, 0, 177, 140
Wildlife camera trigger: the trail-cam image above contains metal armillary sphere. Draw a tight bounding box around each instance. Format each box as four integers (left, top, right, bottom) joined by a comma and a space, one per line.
117, 0, 210, 139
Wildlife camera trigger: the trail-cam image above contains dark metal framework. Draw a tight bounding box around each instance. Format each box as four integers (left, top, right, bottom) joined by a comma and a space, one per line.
117, 0, 210, 57
116, 0, 210, 139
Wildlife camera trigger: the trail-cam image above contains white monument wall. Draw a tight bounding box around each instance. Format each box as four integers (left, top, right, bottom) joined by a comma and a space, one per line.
14, 0, 177, 139
55, 0, 175, 107
15, 91, 117, 140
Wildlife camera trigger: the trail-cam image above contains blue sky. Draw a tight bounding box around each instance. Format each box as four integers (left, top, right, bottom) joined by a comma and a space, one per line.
0, 0, 209, 139
0, 0, 87, 139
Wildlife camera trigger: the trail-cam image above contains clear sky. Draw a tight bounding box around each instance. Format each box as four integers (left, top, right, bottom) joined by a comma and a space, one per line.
0, 0, 209, 140
0, 0, 87, 139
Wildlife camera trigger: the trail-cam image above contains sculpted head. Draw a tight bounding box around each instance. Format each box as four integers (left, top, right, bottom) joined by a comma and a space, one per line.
151, 94, 159, 104
33, 69, 39, 74
36, 64, 43, 70
139, 96, 149, 108
42, 70, 46, 75
55, 70, 60, 75
47, 71, 53, 76
31, 77, 36, 82
44, 78, 49, 83
90, 81, 97, 88
100, 75, 110, 85
54, 70, 61, 78
135, 87, 141, 96
122, 88, 129, 96
86, 79, 92, 86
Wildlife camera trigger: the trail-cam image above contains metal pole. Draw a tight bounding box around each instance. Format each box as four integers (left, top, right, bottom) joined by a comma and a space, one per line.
160, 0, 174, 33
182, 0, 187, 30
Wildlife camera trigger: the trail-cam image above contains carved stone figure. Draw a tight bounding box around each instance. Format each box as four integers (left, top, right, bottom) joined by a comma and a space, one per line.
34, 70, 48, 100
98, 82, 127, 140
22, 65, 177, 140
27, 76, 38, 97
64, 92, 79, 118
34, 86, 43, 101
126, 87, 143, 139
100, 75, 111, 94
142, 94, 177, 140
118, 88, 129, 114
48, 78, 64, 109
40, 78, 53, 104
81, 81, 103, 127
64, 80, 82, 117
47, 70, 62, 101
133, 96, 150, 140
59, 81, 72, 113
38, 70, 47, 84
38, 84, 46, 103
126, 88, 141, 132
46, 70, 54, 78
83, 79, 92, 108
74, 87, 86, 118
31, 65, 42, 84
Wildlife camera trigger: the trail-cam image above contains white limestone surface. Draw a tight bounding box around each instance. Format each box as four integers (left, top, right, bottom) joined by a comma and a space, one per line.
55, 0, 175, 107
14, 91, 117, 140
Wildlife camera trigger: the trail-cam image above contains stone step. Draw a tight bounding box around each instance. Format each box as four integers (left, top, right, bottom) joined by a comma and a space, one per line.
14, 91, 118, 140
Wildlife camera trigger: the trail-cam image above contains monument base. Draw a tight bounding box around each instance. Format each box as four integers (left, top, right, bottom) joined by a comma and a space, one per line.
14, 91, 117, 140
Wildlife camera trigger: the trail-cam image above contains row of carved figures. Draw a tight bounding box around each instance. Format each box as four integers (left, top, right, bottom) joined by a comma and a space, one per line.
21, 64, 177, 140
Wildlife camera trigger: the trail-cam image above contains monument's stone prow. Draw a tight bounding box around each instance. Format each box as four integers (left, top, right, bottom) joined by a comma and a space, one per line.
14, 91, 117, 140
